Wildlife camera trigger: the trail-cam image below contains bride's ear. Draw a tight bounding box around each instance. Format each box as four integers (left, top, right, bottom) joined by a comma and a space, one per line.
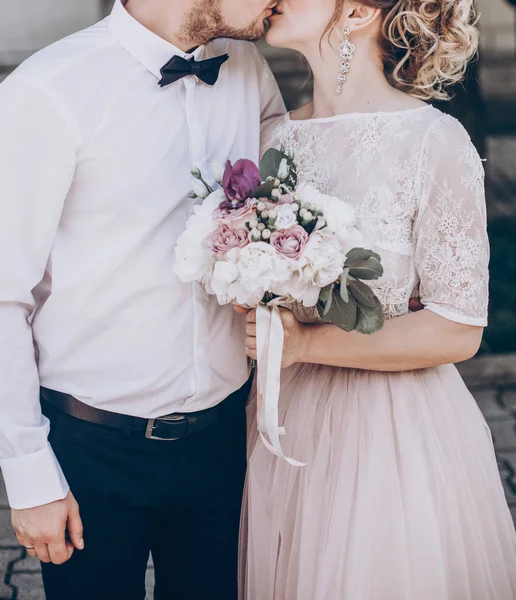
343, 2, 382, 32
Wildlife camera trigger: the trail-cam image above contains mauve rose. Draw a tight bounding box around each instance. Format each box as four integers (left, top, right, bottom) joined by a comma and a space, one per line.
206, 224, 249, 255
213, 198, 256, 229
223, 159, 261, 202
270, 225, 309, 260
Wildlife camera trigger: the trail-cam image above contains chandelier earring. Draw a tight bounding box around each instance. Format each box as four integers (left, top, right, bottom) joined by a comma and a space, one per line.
336, 27, 355, 94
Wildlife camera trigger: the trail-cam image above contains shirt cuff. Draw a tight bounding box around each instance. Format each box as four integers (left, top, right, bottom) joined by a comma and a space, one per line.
0, 444, 69, 509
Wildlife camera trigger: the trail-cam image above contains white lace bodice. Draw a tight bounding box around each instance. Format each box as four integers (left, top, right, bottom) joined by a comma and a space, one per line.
261, 105, 489, 326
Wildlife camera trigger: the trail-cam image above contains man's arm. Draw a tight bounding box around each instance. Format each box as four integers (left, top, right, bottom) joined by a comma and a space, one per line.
253, 46, 287, 125
0, 74, 84, 564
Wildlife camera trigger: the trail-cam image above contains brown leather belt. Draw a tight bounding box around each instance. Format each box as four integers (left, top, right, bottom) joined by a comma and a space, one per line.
40, 387, 221, 441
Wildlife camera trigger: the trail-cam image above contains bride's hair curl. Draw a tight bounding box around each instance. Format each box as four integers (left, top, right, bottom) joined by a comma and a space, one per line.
324, 0, 479, 100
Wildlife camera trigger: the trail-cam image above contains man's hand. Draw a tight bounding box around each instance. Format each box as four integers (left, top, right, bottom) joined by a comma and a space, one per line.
244, 308, 310, 368
12, 491, 84, 565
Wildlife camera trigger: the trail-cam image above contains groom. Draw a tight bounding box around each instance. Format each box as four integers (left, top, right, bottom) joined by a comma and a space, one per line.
0, 0, 284, 598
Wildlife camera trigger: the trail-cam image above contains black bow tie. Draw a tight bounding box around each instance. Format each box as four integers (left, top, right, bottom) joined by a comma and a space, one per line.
158, 54, 229, 88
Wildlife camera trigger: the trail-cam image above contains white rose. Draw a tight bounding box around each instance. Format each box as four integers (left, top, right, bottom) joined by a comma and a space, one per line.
274, 204, 298, 230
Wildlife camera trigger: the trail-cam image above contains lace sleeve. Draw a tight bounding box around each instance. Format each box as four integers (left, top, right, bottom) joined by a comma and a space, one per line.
414, 116, 489, 327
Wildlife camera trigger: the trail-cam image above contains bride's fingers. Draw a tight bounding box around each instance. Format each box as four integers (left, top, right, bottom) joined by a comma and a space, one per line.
246, 309, 257, 324
246, 322, 257, 337
246, 337, 257, 351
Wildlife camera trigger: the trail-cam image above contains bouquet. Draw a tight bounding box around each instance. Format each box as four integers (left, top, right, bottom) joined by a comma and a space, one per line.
174, 148, 385, 464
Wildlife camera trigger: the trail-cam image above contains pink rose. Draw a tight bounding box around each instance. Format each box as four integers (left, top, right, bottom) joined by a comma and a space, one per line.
213, 198, 257, 229
270, 225, 309, 260
206, 224, 249, 256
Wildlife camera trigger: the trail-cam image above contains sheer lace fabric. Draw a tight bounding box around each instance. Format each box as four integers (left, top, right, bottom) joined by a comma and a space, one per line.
261, 106, 489, 325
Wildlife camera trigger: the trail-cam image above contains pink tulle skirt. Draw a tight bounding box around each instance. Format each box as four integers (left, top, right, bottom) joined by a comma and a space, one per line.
239, 363, 516, 600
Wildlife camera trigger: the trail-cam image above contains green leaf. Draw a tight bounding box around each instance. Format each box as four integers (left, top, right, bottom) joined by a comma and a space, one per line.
348, 280, 378, 308
250, 180, 275, 199
355, 296, 385, 335
318, 289, 358, 332
345, 248, 384, 281
260, 148, 286, 181
348, 257, 384, 281
345, 247, 381, 266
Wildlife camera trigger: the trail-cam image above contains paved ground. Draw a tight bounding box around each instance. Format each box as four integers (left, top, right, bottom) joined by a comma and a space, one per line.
1, 354, 516, 599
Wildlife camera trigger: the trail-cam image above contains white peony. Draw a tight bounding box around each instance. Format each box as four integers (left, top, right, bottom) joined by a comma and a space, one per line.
173, 190, 224, 283
274, 204, 298, 230
210, 256, 240, 304
298, 231, 346, 289
228, 243, 293, 306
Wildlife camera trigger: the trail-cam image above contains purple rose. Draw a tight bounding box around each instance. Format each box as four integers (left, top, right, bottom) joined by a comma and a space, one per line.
222, 159, 261, 202
270, 225, 309, 260
206, 224, 249, 255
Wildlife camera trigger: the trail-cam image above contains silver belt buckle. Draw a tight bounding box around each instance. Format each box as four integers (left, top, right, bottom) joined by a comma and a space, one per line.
145, 415, 186, 441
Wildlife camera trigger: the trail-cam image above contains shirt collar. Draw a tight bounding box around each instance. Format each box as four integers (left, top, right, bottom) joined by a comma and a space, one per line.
108, 0, 205, 80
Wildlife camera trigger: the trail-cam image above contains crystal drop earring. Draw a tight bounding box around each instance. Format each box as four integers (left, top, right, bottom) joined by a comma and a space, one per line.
337, 27, 355, 95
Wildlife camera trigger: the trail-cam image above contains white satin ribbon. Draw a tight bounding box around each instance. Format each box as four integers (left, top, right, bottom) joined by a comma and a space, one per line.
255, 301, 306, 467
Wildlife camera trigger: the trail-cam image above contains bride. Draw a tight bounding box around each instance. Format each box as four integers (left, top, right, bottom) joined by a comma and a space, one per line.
238, 0, 516, 598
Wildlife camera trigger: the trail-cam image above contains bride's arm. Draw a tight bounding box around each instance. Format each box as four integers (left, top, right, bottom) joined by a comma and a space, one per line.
243, 308, 483, 372
295, 310, 483, 372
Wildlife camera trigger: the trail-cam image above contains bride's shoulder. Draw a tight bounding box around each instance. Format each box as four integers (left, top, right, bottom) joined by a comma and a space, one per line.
419, 107, 479, 156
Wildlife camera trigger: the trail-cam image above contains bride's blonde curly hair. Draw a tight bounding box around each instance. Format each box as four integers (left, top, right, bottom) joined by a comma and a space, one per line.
324, 0, 479, 100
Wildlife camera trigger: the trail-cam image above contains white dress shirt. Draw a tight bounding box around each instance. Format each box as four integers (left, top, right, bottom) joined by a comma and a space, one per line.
0, 0, 285, 509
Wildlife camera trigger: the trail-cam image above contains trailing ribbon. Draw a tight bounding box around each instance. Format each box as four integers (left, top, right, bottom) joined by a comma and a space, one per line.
255, 300, 306, 467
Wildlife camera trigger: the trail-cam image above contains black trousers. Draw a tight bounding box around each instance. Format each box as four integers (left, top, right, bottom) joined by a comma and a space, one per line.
40, 385, 249, 600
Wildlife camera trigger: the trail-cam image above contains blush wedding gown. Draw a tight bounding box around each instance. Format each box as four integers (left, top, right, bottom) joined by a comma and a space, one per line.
239, 105, 516, 600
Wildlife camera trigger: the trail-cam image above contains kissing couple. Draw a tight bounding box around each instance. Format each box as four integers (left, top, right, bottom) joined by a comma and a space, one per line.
1, 0, 516, 599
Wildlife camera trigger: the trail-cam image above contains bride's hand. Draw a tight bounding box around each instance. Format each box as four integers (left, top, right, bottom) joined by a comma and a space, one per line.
244, 308, 310, 368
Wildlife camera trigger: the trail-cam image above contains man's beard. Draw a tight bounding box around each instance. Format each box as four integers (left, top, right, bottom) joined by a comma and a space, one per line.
181, 0, 266, 44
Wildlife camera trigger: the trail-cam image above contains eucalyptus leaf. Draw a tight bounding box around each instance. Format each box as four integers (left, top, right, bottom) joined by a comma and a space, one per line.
250, 180, 275, 199
260, 148, 286, 181
355, 296, 385, 335
348, 257, 384, 281
349, 280, 379, 308
318, 289, 358, 332
345, 247, 382, 267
